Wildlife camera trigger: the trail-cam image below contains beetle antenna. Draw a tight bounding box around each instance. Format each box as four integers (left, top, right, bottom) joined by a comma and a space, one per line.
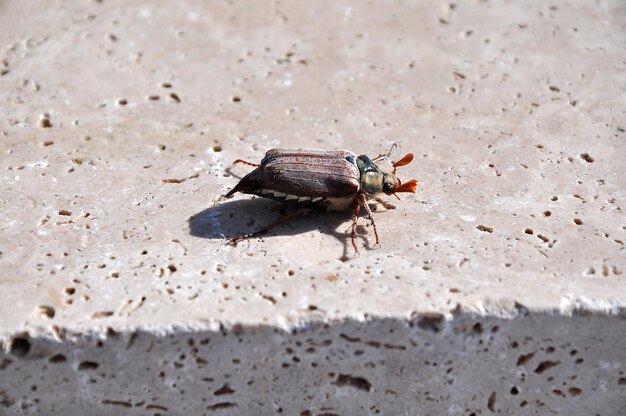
395, 179, 418, 193
392, 153, 414, 174
372, 143, 399, 162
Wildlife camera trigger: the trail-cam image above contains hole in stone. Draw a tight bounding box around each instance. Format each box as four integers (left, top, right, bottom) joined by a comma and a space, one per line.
552, 389, 565, 397
116, 98, 128, 106
213, 383, 235, 396
147, 95, 160, 100
543, 210, 552, 217
207, 403, 237, 410
551, 196, 558, 201
517, 352, 535, 366
525, 228, 534, 235
568, 387, 582, 396
231, 96, 241, 102
160, 82, 172, 88
48, 354, 67, 363
334, 374, 372, 392
487, 392, 497, 411
573, 218, 583, 225
36, 305, 55, 319
510, 386, 519, 395
212, 145, 222, 152
534, 360, 560, 374
416, 313, 444, 332
101, 399, 132, 408
78, 361, 99, 371
91, 310, 114, 319
579, 153, 594, 163
169, 93, 181, 103
10, 338, 31, 357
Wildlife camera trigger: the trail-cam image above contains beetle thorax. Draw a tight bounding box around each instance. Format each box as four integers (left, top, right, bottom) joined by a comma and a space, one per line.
360, 171, 384, 195
356, 155, 386, 196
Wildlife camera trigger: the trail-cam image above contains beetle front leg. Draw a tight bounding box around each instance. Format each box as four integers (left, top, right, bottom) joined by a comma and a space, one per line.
373, 196, 396, 210
358, 194, 380, 246
228, 208, 310, 245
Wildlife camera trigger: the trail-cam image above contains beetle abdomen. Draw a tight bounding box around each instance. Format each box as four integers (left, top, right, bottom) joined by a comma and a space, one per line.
262, 149, 360, 197
258, 188, 324, 204
255, 188, 355, 211
227, 148, 361, 201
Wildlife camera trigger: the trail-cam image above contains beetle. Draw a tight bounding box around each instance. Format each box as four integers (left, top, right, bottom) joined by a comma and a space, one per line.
223, 145, 417, 253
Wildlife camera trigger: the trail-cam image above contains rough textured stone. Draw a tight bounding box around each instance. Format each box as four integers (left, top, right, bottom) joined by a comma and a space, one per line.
1, 0, 624, 413
2, 315, 626, 415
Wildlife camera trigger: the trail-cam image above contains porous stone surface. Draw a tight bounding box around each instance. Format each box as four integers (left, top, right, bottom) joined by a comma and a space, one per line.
0, 0, 624, 414
2, 315, 626, 415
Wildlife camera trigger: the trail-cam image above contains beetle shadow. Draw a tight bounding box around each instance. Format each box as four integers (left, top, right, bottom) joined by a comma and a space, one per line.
224, 165, 244, 180
188, 198, 376, 259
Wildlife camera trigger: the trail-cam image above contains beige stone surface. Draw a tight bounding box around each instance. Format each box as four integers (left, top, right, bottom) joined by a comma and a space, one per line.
1, 0, 625, 337
0, 0, 625, 413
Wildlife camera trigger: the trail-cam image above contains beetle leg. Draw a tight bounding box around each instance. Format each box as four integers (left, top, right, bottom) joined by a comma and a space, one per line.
228, 208, 310, 245
373, 196, 396, 210
358, 194, 380, 246
351, 201, 360, 255
232, 159, 260, 167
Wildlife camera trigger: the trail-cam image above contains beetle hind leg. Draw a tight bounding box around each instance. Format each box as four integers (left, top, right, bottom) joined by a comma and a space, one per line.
233, 159, 260, 167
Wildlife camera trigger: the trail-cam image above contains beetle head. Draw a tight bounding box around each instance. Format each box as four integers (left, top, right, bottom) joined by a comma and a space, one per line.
380, 153, 417, 199
357, 152, 417, 197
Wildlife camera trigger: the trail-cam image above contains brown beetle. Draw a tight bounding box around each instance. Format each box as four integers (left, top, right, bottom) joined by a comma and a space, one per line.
223, 146, 417, 252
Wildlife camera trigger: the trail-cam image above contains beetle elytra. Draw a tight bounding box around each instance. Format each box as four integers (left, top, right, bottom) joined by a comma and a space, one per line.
223, 146, 417, 253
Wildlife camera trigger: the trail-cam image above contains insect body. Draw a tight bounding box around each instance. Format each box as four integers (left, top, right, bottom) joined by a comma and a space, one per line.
224, 147, 417, 252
